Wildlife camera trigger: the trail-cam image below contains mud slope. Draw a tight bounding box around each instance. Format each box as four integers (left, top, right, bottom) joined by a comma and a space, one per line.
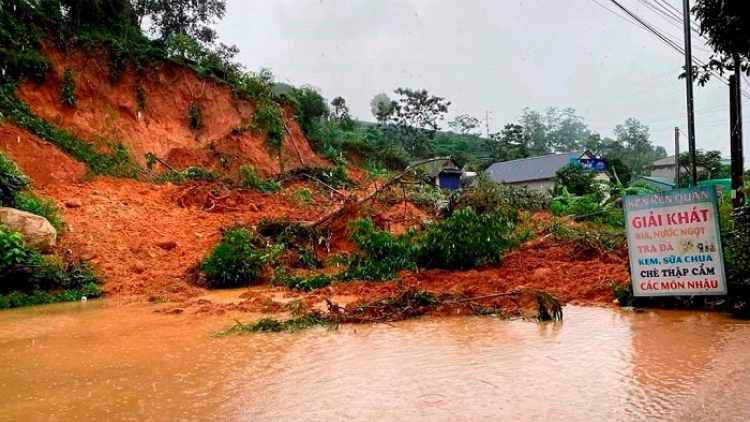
17, 47, 327, 175
0, 123, 86, 186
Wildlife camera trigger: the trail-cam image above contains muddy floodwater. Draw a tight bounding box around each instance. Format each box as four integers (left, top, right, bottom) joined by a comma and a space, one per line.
1, 303, 749, 422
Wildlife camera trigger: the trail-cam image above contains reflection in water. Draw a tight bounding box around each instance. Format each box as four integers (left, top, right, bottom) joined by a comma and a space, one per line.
0, 302, 748, 422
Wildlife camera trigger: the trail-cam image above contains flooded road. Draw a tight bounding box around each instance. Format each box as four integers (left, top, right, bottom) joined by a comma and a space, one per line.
0, 302, 749, 422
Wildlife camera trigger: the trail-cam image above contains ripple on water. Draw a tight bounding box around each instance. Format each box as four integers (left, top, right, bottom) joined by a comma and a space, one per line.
0, 304, 749, 422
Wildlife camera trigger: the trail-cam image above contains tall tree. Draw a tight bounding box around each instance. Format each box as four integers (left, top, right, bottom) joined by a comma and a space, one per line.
147, 0, 226, 44
448, 114, 481, 136
691, 1, 750, 84
485, 123, 528, 162
370, 93, 394, 123
379, 88, 451, 158
613, 118, 666, 176
678, 150, 729, 187
518, 108, 550, 156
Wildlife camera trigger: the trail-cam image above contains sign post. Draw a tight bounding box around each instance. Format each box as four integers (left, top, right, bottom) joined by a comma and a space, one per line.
624, 186, 727, 297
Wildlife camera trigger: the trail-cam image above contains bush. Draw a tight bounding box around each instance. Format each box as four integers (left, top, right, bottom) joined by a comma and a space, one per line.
13, 191, 63, 232
420, 208, 524, 270
189, 101, 201, 131
454, 173, 550, 215
346, 219, 420, 280
0, 226, 102, 307
61, 67, 76, 107
0, 152, 30, 205
288, 165, 352, 189
155, 167, 219, 184
238, 165, 281, 193
200, 228, 282, 288
553, 163, 600, 197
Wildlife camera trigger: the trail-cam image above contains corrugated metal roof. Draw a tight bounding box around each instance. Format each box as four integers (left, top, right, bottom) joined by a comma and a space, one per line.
632, 175, 676, 188
652, 155, 676, 167
408, 157, 460, 178
486, 151, 584, 184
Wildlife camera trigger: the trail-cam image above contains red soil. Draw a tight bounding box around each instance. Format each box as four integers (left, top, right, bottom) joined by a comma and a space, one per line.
0, 123, 86, 186
17, 47, 327, 176
37, 178, 337, 302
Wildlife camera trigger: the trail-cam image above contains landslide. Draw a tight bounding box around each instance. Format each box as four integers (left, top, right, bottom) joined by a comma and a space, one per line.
16, 47, 327, 176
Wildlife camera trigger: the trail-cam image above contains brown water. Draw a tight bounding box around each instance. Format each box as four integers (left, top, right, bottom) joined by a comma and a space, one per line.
0, 302, 749, 422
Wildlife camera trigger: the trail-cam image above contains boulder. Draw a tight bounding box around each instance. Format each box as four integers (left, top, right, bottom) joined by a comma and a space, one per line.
0, 207, 57, 254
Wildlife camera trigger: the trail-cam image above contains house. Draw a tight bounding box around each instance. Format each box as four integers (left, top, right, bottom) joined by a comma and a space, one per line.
649, 155, 734, 185
650, 155, 679, 181
630, 175, 676, 191
409, 157, 464, 190
486, 151, 608, 192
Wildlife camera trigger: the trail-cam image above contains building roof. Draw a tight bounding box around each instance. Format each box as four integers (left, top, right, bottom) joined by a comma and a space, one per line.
486, 151, 585, 184
652, 155, 676, 167
631, 175, 676, 188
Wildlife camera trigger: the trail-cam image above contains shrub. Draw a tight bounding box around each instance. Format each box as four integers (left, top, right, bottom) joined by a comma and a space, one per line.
13, 191, 63, 232
288, 165, 352, 189
155, 167, 219, 184
200, 228, 282, 288
420, 208, 524, 270
189, 101, 201, 131
553, 163, 599, 197
0, 226, 102, 307
345, 219, 420, 280
0, 152, 30, 205
454, 173, 550, 214
238, 165, 281, 193
61, 67, 76, 107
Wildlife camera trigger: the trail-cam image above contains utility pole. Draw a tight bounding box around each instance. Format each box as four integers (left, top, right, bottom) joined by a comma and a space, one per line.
730, 58, 746, 207
682, 0, 698, 187
675, 127, 680, 187
485, 111, 492, 138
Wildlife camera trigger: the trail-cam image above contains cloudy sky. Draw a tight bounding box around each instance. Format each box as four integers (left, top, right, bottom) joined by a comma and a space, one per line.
216, 0, 749, 158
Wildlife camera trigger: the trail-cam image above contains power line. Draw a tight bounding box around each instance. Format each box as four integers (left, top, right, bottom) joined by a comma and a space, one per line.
589, 0, 750, 101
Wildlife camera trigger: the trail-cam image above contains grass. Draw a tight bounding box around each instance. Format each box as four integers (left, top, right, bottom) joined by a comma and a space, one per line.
0, 283, 102, 309
0, 83, 140, 179
13, 191, 63, 232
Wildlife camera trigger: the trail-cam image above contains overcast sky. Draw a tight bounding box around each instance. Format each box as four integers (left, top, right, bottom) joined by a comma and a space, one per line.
216, 0, 749, 159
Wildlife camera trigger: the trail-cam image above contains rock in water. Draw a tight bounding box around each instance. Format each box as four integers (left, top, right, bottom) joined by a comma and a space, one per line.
0, 207, 57, 254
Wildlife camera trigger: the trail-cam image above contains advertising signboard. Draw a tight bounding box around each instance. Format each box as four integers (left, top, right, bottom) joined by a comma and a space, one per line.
624, 186, 727, 297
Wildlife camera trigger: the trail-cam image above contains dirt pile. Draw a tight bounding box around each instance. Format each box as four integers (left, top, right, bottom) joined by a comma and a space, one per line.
37, 178, 338, 302
17, 47, 327, 176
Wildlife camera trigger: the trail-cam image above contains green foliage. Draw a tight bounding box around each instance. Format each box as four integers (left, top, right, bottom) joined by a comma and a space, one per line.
237, 165, 281, 193
222, 313, 328, 334
290, 188, 313, 208
0, 283, 101, 309
420, 208, 524, 270
283, 85, 330, 137
610, 281, 634, 307
13, 191, 63, 232
288, 165, 352, 189
233, 69, 286, 157
200, 228, 282, 288
550, 221, 626, 256
136, 84, 147, 110
155, 167, 219, 184
455, 173, 550, 215
0, 151, 30, 206
677, 149, 729, 188
61, 67, 76, 107
377, 87, 451, 158
0, 226, 102, 308
0, 84, 139, 178
274, 272, 339, 291
553, 163, 599, 197
346, 219, 420, 281
189, 101, 201, 131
